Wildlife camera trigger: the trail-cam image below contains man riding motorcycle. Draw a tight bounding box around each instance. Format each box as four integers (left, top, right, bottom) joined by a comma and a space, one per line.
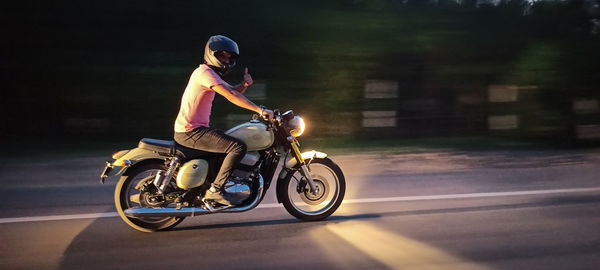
173, 35, 274, 206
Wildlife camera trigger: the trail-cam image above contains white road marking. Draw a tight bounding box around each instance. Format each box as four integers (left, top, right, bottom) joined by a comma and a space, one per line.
0, 212, 119, 224
1, 187, 599, 224
339, 187, 600, 204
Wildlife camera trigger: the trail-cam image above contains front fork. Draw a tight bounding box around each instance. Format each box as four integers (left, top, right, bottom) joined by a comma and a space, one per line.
290, 139, 319, 195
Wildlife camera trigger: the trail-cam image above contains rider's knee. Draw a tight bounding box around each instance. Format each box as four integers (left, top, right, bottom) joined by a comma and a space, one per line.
232, 139, 247, 154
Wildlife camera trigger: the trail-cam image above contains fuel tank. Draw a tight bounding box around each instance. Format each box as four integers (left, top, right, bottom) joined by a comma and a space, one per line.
226, 122, 274, 151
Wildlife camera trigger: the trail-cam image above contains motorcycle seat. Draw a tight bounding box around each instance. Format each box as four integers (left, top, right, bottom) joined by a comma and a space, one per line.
138, 138, 175, 154
138, 138, 215, 161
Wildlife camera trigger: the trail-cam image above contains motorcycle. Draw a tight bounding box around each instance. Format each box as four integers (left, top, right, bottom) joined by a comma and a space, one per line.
100, 110, 346, 232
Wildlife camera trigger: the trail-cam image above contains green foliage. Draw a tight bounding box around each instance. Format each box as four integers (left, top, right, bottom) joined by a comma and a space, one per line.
2, 0, 598, 140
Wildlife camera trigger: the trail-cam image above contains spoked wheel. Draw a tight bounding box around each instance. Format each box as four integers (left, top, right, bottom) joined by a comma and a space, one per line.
114, 162, 184, 232
281, 157, 346, 221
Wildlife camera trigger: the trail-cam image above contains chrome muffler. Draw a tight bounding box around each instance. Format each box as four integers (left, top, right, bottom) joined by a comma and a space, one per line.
124, 175, 265, 218
124, 207, 211, 218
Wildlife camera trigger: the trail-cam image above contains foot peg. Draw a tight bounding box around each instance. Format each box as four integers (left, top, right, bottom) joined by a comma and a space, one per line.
202, 198, 232, 212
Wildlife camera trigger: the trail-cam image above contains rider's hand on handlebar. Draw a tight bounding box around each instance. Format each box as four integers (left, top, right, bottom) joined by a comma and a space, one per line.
261, 108, 275, 122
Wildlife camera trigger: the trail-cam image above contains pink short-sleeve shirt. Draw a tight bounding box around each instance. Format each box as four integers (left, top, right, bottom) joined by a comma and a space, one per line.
174, 64, 229, 132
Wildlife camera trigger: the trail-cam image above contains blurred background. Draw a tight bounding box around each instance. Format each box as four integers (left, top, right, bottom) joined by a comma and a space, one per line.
2, 0, 600, 151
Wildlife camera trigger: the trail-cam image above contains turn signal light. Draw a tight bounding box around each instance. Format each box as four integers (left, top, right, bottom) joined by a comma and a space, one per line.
113, 159, 132, 167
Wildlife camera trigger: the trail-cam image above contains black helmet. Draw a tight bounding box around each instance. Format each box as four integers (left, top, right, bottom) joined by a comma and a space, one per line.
204, 35, 239, 76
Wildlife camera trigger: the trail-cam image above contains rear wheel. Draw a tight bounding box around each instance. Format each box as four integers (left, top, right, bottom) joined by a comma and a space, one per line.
281, 157, 346, 221
114, 162, 184, 232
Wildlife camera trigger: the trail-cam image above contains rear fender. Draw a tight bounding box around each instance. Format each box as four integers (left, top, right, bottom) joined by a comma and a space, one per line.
104, 147, 167, 181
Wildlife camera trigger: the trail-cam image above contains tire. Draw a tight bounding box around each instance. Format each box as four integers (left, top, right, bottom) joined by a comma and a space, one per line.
114, 161, 185, 232
281, 157, 346, 221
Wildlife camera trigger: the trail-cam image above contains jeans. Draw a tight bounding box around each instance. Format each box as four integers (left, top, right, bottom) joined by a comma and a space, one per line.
174, 126, 247, 189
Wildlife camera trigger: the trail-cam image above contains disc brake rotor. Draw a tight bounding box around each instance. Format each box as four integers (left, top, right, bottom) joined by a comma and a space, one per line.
299, 175, 329, 205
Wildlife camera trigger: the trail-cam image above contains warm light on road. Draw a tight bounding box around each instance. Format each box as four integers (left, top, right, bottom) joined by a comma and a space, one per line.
316, 221, 490, 270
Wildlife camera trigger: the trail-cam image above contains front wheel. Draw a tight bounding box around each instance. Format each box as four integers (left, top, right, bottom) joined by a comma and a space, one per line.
281, 157, 346, 221
114, 162, 185, 232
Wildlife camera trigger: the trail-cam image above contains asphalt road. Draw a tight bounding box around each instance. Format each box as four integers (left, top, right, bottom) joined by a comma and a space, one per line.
1, 150, 599, 270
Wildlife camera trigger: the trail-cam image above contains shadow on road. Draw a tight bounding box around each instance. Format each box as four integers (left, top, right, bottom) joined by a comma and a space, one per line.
56, 212, 381, 269
56, 193, 600, 269
171, 213, 381, 232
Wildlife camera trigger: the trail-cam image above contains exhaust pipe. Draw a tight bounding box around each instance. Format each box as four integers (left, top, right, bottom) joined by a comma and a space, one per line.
124, 207, 212, 218
124, 176, 265, 218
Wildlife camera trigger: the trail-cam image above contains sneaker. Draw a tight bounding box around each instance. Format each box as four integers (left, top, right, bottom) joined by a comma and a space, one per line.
204, 187, 234, 206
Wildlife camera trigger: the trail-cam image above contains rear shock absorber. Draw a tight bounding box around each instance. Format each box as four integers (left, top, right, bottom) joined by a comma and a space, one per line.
153, 157, 180, 194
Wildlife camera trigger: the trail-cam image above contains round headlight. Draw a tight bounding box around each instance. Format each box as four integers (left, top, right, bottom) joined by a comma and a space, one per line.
288, 116, 306, 137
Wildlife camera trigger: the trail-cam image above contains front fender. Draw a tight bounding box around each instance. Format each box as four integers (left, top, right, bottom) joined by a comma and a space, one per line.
284, 150, 328, 169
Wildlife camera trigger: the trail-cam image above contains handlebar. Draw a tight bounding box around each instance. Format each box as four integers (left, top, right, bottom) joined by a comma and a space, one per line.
255, 108, 291, 130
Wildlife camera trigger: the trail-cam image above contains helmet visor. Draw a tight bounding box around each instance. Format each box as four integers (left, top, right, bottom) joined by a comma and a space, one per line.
214, 51, 238, 67
208, 37, 239, 56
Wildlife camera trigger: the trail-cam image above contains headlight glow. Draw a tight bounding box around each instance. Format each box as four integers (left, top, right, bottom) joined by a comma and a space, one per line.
289, 116, 306, 137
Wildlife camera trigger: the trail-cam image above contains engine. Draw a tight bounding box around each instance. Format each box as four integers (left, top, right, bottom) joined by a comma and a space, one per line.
176, 151, 262, 204
223, 152, 261, 203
